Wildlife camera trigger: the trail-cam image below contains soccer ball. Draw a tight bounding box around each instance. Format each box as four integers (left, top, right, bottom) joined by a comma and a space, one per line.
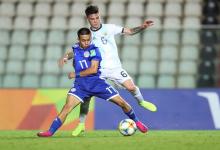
118, 119, 137, 136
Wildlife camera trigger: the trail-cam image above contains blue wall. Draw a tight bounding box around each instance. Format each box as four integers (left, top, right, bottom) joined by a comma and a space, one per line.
94, 89, 220, 130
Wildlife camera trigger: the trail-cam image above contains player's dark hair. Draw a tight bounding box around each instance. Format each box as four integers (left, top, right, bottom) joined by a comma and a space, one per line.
77, 27, 91, 38
85, 5, 99, 16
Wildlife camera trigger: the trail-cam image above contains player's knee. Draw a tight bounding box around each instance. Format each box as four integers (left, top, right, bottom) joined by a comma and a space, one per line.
126, 85, 136, 92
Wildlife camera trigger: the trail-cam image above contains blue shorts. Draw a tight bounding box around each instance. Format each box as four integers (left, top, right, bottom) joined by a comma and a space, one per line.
68, 76, 119, 103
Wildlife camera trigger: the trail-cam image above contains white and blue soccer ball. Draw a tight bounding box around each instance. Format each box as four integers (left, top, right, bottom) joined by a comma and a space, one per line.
118, 119, 137, 136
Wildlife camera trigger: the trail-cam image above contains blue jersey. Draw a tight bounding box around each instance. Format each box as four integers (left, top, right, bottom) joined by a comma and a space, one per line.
72, 43, 102, 78
68, 43, 119, 102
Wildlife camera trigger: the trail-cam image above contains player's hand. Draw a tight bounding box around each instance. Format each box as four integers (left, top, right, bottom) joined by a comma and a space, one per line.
68, 72, 75, 79
142, 20, 154, 28
58, 57, 68, 68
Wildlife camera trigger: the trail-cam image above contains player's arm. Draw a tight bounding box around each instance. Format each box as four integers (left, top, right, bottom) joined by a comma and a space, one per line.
122, 20, 154, 35
58, 48, 74, 68
68, 60, 99, 79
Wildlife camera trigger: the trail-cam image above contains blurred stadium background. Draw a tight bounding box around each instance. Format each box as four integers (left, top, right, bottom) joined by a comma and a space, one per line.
0, 0, 219, 89
1, 1, 220, 149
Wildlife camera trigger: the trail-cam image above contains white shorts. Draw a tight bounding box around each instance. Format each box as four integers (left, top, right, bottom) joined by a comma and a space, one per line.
100, 68, 132, 88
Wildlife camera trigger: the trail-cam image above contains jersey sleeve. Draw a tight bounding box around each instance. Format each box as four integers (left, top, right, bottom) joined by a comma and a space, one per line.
108, 24, 123, 35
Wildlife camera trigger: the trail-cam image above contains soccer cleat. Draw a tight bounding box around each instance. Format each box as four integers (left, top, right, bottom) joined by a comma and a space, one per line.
139, 100, 157, 112
37, 131, 53, 137
135, 121, 148, 133
72, 123, 85, 136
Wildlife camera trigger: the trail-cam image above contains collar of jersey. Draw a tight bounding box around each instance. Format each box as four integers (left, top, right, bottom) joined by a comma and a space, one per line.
90, 24, 102, 32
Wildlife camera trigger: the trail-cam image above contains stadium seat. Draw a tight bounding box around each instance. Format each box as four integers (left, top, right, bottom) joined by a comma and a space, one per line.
13, 16, 31, 30
157, 75, 176, 88
125, 17, 142, 27
141, 45, 159, 61
197, 74, 215, 87
202, 0, 219, 17
45, 45, 63, 60
59, 74, 73, 88
164, 2, 182, 17
108, 2, 126, 17
50, 17, 67, 30
3, 74, 21, 88
0, 60, 5, 75
53, 2, 69, 17
123, 34, 141, 46
177, 75, 196, 88
11, 30, 28, 45
182, 30, 199, 45
184, 2, 201, 17
127, 2, 144, 17
24, 60, 42, 75
32, 16, 49, 30
47, 30, 65, 45
21, 74, 40, 88
178, 60, 197, 75
8, 45, 26, 60
27, 45, 44, 60
137, 75, 156, 88
17, 2, 33, 17
0, 17, 12, 30
180, 46, 199, 60
29, 30, 47, 45
68, 17, 86, 30
35, 2, 51, 17
107, 16, 124, 25
158, 60, 177, 75
163, 17, 181, 30
182, 17, 201, 29
40, 75, 58, 88
121, 60, 138, 76
161, 30, 180, 45
66, 30, 78, 45
139, 60, 157, 75
0, 2, 15, 17
200, 29, 218, 45
160, 45, 178, 61
146, 2, 163, 17
198, 60, 215, 76
0, 46, 7, 60
6, 60, 23, 75
121, 45, 139, 61
200, 45, 217, 61
70, 2, 87, 16
43, 60, 61, 75
0, 30, 10, 45
143, 30, 160, 45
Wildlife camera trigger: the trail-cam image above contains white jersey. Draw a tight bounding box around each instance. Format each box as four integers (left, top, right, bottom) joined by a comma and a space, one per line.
90, 24, 123, 69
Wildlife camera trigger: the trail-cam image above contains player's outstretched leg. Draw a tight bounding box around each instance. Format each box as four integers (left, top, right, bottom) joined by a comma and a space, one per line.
110, 95, 148, 133
123, 79, 157, 112
72, 99, 90, 136
37, 95, 81, 137
139, 100, 157, 112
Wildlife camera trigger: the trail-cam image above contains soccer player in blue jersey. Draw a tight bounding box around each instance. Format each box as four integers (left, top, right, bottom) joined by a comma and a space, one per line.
37, 27, 148, 137
70, 5, 157, 136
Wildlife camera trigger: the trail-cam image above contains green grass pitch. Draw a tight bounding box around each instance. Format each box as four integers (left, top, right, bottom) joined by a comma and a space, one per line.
0, 130, 220, 150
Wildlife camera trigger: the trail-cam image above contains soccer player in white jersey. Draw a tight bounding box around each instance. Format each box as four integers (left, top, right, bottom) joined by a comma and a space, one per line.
67, 5, 157, 136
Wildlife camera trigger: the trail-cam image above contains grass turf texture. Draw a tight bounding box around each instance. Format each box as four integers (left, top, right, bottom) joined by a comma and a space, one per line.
0, 130, 220, 150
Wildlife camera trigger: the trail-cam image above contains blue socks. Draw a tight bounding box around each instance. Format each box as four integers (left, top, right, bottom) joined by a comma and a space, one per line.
125, 109, 139, 122
49, 117, 62, 134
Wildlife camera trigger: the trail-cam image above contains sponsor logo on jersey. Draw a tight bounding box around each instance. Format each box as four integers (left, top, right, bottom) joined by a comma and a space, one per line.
90, 50, 96, 57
